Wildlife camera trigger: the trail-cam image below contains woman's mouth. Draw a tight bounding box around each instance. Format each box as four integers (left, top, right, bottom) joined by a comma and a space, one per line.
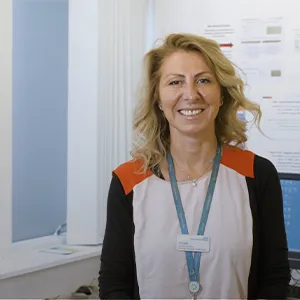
178, 109, 203, 116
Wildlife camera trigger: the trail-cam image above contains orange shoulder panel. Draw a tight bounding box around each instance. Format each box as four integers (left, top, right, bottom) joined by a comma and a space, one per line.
221, 145, 255, 178
113, 159, 153, 195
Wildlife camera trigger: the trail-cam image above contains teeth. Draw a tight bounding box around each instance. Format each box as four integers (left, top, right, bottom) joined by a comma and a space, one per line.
180, 109, 203, 116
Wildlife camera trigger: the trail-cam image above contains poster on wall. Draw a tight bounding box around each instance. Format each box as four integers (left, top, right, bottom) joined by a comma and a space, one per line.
239, 16, 284, 58
234, 16, 300, 174
258, 93, 300, 141
202, 16, 300, 174
203, 23, 236, 60
245, 92, 300, 174
238, 16, 284, 87
295, 29, 300, 51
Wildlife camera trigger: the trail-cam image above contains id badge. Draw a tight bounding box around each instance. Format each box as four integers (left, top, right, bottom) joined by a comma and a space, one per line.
176, 235, 210, 252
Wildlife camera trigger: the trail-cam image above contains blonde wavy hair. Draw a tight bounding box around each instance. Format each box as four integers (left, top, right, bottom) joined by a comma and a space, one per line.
131, 33, 262, 172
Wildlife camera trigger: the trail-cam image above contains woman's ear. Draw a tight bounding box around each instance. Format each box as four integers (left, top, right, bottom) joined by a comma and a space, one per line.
220, 96, 224, 106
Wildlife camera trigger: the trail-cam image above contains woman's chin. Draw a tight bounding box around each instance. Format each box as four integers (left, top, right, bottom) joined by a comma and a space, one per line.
172, 124, 214, 138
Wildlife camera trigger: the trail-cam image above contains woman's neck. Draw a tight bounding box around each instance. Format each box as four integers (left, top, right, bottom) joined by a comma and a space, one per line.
169, 131, 218, 177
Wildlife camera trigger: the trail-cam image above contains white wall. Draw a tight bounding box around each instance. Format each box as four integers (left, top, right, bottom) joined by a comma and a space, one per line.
67, 0, 149, 245
67, 0, 102, 245
0, 0, 12, 249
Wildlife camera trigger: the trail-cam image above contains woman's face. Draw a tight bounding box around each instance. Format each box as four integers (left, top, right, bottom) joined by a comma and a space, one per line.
158, 50, 222, 137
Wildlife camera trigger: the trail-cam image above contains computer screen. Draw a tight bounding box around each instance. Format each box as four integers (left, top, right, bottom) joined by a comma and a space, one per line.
280, 174, 300, 269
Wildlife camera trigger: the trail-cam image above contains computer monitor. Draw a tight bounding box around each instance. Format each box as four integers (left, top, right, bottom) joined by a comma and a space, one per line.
279, 173, 300, 270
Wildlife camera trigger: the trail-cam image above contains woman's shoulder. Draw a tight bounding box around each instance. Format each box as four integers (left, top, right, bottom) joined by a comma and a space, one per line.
252, 153, 279, 180
222, 144, 277, 179
113, 158, 150, 177
113, 159, 152, 195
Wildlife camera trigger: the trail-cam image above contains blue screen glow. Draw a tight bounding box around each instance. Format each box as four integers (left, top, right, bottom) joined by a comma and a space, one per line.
281, 179, 300, 252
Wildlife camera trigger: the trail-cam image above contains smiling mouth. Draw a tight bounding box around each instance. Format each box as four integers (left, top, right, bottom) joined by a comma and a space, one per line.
178, 109, 204, 116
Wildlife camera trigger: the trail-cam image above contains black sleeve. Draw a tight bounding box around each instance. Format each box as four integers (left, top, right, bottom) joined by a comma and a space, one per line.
98, 173, 136, 299
255, 156, 291, 299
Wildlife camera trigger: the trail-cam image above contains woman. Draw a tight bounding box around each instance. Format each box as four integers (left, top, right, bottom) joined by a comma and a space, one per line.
98, 33, 290, 299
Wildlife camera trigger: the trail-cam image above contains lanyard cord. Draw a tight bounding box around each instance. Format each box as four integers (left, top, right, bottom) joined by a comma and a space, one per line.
167, 144, 222, 294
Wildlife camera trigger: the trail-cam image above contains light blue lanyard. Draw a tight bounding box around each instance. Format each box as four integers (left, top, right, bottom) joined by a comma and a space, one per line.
167, 144, 222, 291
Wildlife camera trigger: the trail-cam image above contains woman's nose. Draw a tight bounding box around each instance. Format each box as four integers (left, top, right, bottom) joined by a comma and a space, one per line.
182, 82, 199, 101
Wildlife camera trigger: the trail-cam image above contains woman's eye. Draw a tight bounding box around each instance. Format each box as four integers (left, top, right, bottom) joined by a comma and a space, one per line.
197, 78, 210, 84
169, 80, 181, 86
